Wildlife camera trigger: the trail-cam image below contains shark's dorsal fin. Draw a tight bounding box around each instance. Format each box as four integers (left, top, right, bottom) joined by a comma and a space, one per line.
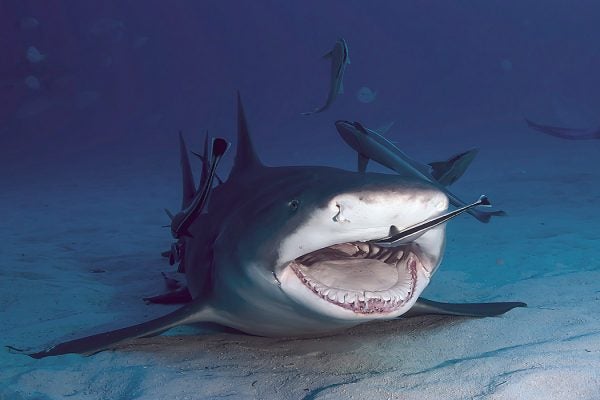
231, 92, 263, 175
178, 131, 196, 209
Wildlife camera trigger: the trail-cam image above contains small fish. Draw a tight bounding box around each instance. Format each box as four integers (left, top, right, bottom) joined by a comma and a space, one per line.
26, 46, 45, 63
356, 86, 376, 103
302, 38, 350, 115
525, 119, 600, 140
335, 120, 505, 223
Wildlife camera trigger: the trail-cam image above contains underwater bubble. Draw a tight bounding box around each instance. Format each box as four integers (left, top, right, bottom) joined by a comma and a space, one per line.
16, 96, 53, 119
356, 86, 377, 103
89, 18, 125, 40
26, 46, 45, 63
500, 59, 513, 72
20, 17, 39, 30
24, 75, 40, 90
133, 35, 149, 49
76, 91, 100, 109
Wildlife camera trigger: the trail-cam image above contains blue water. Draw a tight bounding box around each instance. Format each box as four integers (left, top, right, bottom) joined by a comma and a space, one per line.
3, 1, 600, 171
2, 2, 600, 399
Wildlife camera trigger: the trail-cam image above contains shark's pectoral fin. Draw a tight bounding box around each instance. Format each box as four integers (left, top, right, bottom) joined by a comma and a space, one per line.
402, 298, 526, 318
143, 286, 192, 305
322, 50, 333, 59
13, 299, 208, 359
357, 153, 369, 173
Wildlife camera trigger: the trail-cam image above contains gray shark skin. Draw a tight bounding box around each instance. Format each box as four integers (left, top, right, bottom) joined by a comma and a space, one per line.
334, 120, 506, 223
12, 94, 524, 359
302, 38, 350, 115
525, 118, 600, 140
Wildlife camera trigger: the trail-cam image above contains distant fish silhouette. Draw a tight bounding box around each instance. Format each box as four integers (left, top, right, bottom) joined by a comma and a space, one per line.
20, 17, 39, 30
525, 119, 600, 140
303, 38, 350, 115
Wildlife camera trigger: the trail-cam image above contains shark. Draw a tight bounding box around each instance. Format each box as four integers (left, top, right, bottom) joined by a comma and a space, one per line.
302, 38, 350, 115
525, 118, 600, 140
12, 94, 524, 359
334, 120, 506, 223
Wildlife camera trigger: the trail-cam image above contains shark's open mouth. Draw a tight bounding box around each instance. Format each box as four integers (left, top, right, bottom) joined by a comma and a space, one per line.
288, 242, 421, 314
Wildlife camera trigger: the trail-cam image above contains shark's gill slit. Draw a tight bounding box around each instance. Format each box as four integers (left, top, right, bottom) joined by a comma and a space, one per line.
289, 241, 419, 314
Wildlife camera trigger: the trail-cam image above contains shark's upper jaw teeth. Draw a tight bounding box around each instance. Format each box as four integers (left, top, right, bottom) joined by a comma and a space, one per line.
290, 244, 420, 314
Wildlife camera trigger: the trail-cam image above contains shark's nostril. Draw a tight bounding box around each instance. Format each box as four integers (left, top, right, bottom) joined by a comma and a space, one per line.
332, 204, 350, 223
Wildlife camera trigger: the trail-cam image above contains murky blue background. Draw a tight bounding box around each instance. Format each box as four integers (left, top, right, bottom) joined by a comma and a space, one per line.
3, 1, 600, 177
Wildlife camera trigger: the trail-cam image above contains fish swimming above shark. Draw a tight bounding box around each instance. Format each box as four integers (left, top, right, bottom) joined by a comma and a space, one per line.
525, 118, 600, 140
302, 38, 350, 115
335, 120, 506, 223
10, 93, 524, 359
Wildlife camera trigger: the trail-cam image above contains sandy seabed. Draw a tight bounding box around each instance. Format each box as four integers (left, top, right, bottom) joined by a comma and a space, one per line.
2, 137, 600, 400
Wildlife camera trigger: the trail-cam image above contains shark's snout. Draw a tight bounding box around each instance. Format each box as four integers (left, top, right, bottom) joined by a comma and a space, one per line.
276, 184, 449, 321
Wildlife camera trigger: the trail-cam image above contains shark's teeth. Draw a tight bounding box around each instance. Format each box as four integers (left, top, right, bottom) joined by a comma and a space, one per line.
289, 247, 420, 314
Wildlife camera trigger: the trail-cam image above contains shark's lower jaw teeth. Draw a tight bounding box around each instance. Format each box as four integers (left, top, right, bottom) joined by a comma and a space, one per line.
290, 242, 419, 314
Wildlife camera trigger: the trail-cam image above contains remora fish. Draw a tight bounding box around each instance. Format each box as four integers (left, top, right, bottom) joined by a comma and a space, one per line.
302, 38, 350, 115
335, 120, 505, 223
525, 118, 600, 140
12, 94, 524, 358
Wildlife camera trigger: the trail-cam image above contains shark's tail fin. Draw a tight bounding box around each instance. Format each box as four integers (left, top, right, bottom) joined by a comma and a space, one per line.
428, 148, 479, 187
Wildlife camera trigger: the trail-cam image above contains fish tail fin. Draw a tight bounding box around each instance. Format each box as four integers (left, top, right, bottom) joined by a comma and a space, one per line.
468, 208, 507, 223
429, 148, 479, 186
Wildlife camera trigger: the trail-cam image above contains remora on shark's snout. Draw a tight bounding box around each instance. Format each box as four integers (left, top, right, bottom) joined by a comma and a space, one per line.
11, 94, 524, 359
335, 120, 506, 223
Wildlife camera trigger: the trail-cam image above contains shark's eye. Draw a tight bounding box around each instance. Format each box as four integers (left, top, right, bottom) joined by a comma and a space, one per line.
288, 199, 300, 211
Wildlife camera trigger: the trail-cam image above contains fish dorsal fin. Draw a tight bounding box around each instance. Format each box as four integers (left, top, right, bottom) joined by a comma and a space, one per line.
231, 91, 263, 176
178, 131, 196, 209
374, 121, 395, 136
